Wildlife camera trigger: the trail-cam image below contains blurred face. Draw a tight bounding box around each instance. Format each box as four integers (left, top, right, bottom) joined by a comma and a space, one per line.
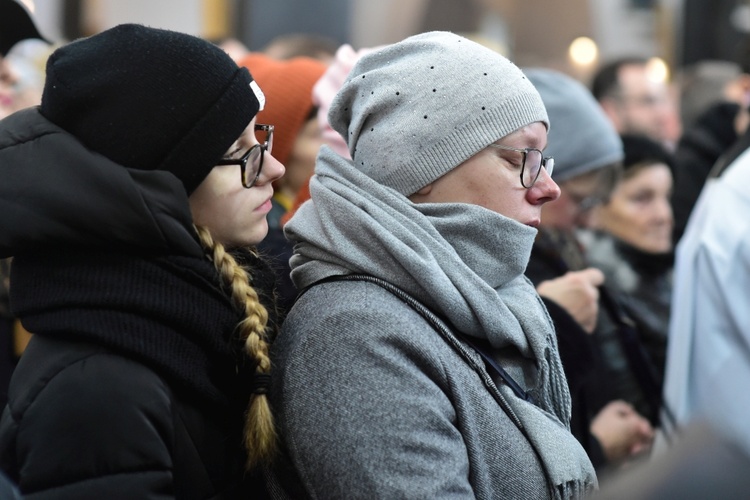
541, 167, 616, 230
603, 64, 678, 144
409, 122, 560, 227
0, 56, 18, 119
278, 117, 323, 199
595, 163, 673, 253
189, 118, 285, 248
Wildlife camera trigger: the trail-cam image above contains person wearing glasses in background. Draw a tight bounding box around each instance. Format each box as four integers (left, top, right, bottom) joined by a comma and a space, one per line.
0, 24, 284, 498
524, 68, 656, 470
265, 32, 596, 499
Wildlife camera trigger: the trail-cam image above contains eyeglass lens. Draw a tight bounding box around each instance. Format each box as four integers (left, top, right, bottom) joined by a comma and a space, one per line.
243, 146, 264, 187
241, 125, 273, 188
522, 150, 554, 188
523, 150, 542, 187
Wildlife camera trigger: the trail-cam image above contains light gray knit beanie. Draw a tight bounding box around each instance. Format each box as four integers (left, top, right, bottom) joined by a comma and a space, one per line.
524, 67, 623, 183
328, 31, 549, 196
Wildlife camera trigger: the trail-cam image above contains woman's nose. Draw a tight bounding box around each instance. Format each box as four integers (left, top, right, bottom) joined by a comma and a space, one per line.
256, 152, 285, 186
529, 168, 561, 204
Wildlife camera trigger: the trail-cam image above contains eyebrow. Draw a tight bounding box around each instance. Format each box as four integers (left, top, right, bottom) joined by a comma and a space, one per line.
490, 144, 532, 156
224, 145, 243, 158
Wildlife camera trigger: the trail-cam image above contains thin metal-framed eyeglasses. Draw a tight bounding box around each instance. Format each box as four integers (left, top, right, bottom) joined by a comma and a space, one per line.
216, 124, 274, 188
487, 144, 554, 188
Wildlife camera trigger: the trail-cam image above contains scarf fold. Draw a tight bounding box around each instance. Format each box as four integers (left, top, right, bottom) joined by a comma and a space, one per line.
11, 250, 255, 408
285, 147, 597, 495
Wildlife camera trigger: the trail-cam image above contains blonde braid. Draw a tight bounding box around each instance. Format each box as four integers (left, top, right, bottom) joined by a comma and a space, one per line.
194, 225, 277, 469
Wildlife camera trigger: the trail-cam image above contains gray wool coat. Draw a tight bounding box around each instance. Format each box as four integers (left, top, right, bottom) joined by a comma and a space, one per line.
267, 279, 564, 499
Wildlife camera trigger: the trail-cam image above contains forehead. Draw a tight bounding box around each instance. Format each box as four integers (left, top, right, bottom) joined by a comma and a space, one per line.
621, 162, 673, 184
499, 122, 548, 149
618, 64, 665, 94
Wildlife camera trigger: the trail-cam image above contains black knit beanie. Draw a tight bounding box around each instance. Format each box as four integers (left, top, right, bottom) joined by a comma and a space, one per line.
620, 134, 675, 174
40, 24, 263, 195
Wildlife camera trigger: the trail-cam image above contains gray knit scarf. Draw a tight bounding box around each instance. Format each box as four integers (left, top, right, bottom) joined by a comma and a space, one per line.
285, 147, 597, 497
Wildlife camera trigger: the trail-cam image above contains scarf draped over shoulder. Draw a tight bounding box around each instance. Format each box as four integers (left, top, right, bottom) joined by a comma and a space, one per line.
285, 146, 597, 497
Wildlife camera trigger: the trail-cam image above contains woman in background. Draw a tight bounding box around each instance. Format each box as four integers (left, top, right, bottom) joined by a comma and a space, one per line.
581, 133, 675, 378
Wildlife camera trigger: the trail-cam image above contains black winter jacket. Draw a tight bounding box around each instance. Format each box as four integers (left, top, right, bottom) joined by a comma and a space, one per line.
1, 337, 255, 499
0, 108, 275, 498
672, 101, 740, 243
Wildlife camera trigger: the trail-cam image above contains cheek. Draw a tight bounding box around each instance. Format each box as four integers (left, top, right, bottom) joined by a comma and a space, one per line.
600, 202, 639, 234
202, 192, 269, 247
542, 195, 578, 228
190, 170, 245, 234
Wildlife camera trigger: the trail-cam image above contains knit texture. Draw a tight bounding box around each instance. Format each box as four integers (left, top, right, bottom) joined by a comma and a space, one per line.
621, 133, 675, 174
279, 44, 380, 228
283, 148, 597, 496
239, 53, 327, 165
524, 68, 623, 183
329, 31, 549, 196
11, 251, 245, 406
41, 24, 263, 195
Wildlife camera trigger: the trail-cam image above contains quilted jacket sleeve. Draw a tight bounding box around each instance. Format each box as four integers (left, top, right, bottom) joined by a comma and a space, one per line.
0, 346, 176, 499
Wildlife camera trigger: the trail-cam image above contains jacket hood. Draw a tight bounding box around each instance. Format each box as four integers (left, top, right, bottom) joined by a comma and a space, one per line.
0, 107, 202, 259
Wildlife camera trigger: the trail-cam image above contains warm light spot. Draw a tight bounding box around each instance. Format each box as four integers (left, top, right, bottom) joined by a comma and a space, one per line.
646, 57, 669, 83
19, 0, 35, 14
569, 37, 598, 66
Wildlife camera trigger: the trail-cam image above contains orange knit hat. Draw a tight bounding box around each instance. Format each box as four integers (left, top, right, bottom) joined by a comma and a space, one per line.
238, 53, 327, 165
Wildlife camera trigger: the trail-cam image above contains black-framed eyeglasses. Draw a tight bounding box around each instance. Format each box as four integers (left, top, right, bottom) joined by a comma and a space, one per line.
216, 124, 274, 188
488, 144, 554, 189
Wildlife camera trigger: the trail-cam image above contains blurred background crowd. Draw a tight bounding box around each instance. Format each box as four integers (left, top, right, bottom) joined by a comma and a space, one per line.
3, 0, 750, 497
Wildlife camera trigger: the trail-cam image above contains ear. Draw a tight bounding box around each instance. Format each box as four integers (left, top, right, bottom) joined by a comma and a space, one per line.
737, 73, 750, 92
408, 183, 433, 203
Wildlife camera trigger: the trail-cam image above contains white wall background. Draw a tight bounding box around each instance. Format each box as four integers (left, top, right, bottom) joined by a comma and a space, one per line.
83, 0, 203, 35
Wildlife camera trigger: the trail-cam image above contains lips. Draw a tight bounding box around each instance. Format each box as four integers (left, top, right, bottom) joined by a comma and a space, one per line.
256, 197, 273, 213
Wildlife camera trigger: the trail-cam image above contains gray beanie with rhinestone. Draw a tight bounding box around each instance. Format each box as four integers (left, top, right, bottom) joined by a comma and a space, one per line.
328, 31, 550, 196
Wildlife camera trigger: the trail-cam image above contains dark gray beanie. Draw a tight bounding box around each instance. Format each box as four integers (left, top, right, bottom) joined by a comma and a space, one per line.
524, 67, 623, 183
329, 31, 549, 196
41, 24, 264, 195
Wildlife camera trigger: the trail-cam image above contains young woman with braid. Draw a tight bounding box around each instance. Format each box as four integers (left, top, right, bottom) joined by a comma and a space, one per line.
0, 24, 284, 498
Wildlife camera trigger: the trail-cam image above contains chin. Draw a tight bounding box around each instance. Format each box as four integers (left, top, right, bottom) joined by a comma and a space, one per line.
637, 241, 671, 255
247, 223, 270, 247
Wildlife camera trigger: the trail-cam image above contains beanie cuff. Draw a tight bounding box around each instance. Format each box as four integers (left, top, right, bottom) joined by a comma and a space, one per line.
161, 67, 260, 194
553, 150, 623, 183
383, 92, 548, 196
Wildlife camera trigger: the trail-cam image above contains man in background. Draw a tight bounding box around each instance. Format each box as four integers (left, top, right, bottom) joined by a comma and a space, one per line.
592, 57, 681, 151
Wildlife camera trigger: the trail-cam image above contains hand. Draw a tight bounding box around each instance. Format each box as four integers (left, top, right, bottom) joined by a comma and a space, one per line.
536, 268, 604, 333
590, 400, 654, 462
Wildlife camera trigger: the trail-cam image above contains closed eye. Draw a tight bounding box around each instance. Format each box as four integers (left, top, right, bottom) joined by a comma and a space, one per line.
495, 152, 523, 169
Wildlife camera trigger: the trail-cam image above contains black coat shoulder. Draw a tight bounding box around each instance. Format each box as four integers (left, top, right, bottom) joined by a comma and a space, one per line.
0, 335, 259, 499
0, 335, 175, 498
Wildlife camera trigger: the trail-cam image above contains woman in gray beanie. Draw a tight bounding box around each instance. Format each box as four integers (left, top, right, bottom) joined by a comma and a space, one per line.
267, 32, 596, 499
0, 24, 285, 497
